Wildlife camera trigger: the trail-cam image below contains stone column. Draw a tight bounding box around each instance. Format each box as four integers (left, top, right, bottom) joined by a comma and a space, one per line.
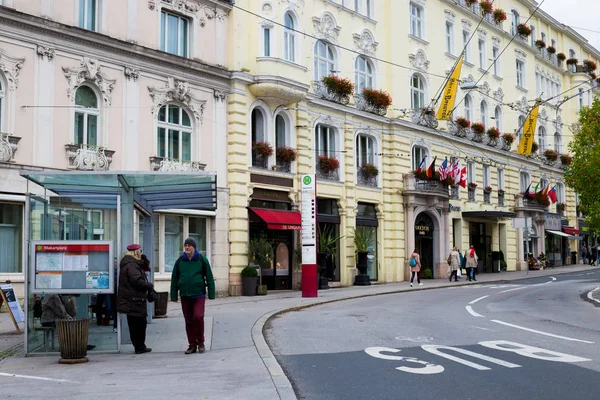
405, 202, 415, 281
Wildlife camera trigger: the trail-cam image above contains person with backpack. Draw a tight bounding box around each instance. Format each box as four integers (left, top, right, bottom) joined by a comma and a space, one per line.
409, 249, 422, 287
170, 237, 216, 354
466, 245, 478, 281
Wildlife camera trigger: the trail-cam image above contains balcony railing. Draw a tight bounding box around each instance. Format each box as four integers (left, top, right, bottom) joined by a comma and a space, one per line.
451, 185, 459, 200
468, 186, 476, 202
274, 158, 292, 173
313, 81, 350, 105
483, 189, 491, 204
316, 163, 339, 181
252, 154, 269, 169
357, 166, 378, 188
498, 191, 505, 206
65, 144, 114, 171
149, 156, 206, 172
404, 173, 450, 197
355, 94, 388, 116
521, 197, 548, 211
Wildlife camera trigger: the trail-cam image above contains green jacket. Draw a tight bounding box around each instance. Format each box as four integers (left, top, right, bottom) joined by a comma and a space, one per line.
170, 250, 216, 301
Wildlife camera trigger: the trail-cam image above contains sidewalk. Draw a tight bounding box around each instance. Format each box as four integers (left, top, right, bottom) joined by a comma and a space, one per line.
0, 264, 598, 400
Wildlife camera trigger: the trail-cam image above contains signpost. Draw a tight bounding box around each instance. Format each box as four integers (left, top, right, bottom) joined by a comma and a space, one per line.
513, 217, 533, 274
301, 174, 318, 297
0, 283, 24, 334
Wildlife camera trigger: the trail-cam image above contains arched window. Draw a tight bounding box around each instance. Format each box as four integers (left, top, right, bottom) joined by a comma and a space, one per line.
355, 56, 373, 94
74, 86, 99, 146
411, 145, 428, 171
464, 94, 473, 121
529, 26, 536, 47
517, 115, 526, 140
519, 171, 530, 192
494, 106, 502, 130
538, 126, 546, 150
410, 74, 426, 110
283, 12, 296, 62
511, 10, 520, 35
554, 132, 562, 153
569, 49, 576, 72
555, 182, 565, 204
251, 108, 266, 144
157, 104, 192, 161
275, 114, 287, 148
356, 134, 375, 167
314, 40, 335, 81
480, 100, 488, 126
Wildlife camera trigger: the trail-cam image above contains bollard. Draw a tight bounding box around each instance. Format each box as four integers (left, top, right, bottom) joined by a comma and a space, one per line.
56, 318, 90, 364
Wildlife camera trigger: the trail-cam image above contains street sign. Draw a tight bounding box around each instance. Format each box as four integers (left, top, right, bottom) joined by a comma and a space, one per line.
300, 174, 317, 298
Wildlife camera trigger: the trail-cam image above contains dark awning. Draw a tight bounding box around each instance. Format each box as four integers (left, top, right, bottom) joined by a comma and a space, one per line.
462, 211, 517, 220
562, 227, 580, 235
249, 208, 301, 230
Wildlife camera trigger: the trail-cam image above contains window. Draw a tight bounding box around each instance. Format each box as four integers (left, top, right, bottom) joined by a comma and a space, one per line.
446, 21, 454, 54
462, 30, 470, 62
251, 108, 266, 144
354, 0, 360, 12
492, 46, 500, 76
511, 10, 520, 36
314, 40, 335, 81
538, 126, 546, 151
356, 134, 374, 167
188, 216, 208, 257
530, 26, 536, 47
164, 215, 183, 272
315, 124, 336, 157
275, 114, 286, 148
355, 56, 373, 94
0, 203, 23, 273
412, 146, 428, 170
464, 94, 473, 121
519, 171, 530, 192
516, 59, 525, 88
74, 86, 99, 146
366, 0, 372, 18
480, 100, 488, 126
497, 168, 504, 190
540, 32, 547, 56
494, 106, 502, 130
160, 10, 189, 57
157, 104, 192, 161
555, 182, 565, 204
517, 115, 526, 140
263, 27, 271, 57
410, 3, 423, 38
483, 165, 490, 187
410, 74, 426, 110
569, 49, 576, 72
467, 161, 475, 183
578, 88, 584, 110
78, 0, 97, 31
283, 13, 296, 62
478, 39, 486, 69
554, 132, 562, 153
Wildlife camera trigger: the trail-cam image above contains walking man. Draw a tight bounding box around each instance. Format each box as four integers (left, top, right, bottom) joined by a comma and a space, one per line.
170, 237, 216, 354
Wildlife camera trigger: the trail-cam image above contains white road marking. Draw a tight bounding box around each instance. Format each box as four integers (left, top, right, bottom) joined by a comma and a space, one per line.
0, 372, 72, 383
532, 280, 554, 287
575, 274, 586, 277
422, 345, 521, 370
466, 305, 484, 318
471, 326, 495, 331
500, 286, 527, 293
395, 336, 434, 343
587, 287, 600, 304
490, 320, 595, 344
551, 277, 557, 281
479, 340, 592, 363
469, 295, 489, 305
364, 347, 444, 374
586, 272, 595, 275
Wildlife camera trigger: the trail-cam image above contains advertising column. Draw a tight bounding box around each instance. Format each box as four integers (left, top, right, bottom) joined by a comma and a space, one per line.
301, 174, 318, 297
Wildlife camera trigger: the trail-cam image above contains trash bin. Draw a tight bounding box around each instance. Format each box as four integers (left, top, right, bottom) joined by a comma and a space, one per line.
154, 292, 169, 318
571, 251, 578, 265
56, 318, 90, 364
491, 252, 500, 273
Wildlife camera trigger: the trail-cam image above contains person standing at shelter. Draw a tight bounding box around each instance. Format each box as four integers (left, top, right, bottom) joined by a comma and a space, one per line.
117, 244, 154, 354
170, 237, 216, 354
409, 249, 422, 287
466, 245, 478, 281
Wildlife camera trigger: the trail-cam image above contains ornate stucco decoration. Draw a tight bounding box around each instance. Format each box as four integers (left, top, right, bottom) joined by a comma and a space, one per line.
313, 12, 341, 42
148, 0, 156, 10
0, 48, 25, 91
493, 87, 504, 102
155, 0, 227, 27
477, 28, 487, 39
63, 57, 116, 106
36, 45, 55, 61
461, 19, 472, 30
492, 36, 501, 46
261, 2, 274, 18
148, 77, 205, 124
65, 144, 114, 171
353, 30, 378, 56
248, 83, 306, 108
515, 49, 527, 61
124, 67, 140, 81
0, 134, 20, 162
278, 0, 305, 13
444, 9, 456, 22
213, 89, 228, 102
539, 108, 548, 127
555, 115, 562, 131
480, 81, 490, 96
409, 49, 429, 72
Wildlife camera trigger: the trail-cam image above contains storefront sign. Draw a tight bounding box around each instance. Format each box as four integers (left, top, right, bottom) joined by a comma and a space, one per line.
448, 204, 461, 212
415, 225, 432, 237
0, 284, 24, 333
251, 188, 291, 203
544, 214, 562, 230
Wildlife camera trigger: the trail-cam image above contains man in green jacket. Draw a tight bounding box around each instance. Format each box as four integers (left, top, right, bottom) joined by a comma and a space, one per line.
170, 237, 216, 354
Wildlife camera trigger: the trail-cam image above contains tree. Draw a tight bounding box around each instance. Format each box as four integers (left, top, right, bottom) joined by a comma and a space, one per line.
564, 97, 600, 234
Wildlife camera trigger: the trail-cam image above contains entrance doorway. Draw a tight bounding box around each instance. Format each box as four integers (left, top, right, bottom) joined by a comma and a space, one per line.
469, 222, 491, 273
415, 213, 435, 278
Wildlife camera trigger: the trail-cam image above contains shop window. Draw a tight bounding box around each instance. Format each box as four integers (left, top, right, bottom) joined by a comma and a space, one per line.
0, 203, 23, 273
74, 86, 99, 146
164, 215, 183, 272
356, 203, 378, 280
157, 104, 192, 161
189, 217, 207, 257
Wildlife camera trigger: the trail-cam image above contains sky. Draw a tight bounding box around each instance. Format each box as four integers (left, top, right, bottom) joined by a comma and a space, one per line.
539, 0, 600, 52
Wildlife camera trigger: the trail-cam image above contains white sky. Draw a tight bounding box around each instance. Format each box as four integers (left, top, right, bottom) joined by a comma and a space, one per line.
540, 0, 600, 52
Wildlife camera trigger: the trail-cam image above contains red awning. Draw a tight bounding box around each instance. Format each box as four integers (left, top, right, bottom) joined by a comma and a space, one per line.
562, 227, 580, 235
249, 208, 302, 230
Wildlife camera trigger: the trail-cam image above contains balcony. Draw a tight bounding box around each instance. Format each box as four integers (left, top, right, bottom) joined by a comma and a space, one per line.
468, 186, 476, 202
273, 158, 292, 173
316, 162, 339, 181
313, 81, 350, 105
411, 108, 438, 129
355, 94, 387, 116
483, 188, 491, 204
498, 191, 505, 206
65, 144, 114, 171
514, 195, 549, 214
357, 166, 378, 188
0, 134, 20, 162
404, 173, 449, 197
149, 156, 206, 172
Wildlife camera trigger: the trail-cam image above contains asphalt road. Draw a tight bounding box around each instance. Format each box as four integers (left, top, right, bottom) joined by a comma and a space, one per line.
265, 271, 600, 400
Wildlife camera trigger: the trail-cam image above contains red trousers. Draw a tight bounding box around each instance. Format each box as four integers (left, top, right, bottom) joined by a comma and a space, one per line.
181, 297, 206, 346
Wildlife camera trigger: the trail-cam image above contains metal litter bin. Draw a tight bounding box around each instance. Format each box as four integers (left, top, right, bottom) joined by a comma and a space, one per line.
154, 292, 169, 317
56, 318, 90, 364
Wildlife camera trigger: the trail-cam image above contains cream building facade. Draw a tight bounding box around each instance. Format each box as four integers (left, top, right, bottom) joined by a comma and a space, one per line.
226, 0, 598, 294
0, 0, 232, 296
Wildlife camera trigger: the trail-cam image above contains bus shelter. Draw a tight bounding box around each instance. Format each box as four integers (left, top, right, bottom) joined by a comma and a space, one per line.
20, 171, 217, 354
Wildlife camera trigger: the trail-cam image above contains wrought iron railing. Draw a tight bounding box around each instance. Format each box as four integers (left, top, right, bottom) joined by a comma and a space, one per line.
357, 167, 378, 187
316, 163, 339, 181
313, 81, 350, 105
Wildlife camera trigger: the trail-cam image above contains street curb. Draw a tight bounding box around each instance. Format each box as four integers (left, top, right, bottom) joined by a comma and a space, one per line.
587, 287, 600, 305
252, 267, 598, 400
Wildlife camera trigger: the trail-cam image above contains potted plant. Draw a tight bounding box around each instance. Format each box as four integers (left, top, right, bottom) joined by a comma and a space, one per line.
361, 163, 379, 178
583, 59, 597, 73
557, 53, 566, 62
252, 141, 273, 158
557, 203, 566, 212
353, 226, 374, 271
322, 75, 354, 100
484, 185, 492, 193
465, 0, 478, 6
531, 142, 538, 153
547, 46, 556, 54
318, 154, 340, 173
517, 23, 532, 37
498, 188, 505, 194
240, 266, 258, 296
560, 154, 573, 166
455, 117, 471, 129
486, 127, 500, 141
590, 72, 597, 79
468, 182, 478, 188
479, 1, 492, 15
566, 58, 578, 66
544, 149, 558, 162
361, 88, 392, 111
248, 237, 273, 296
501, 132, 515, 145
276, 146, 298, 163
493, 8, 507, 23
471, 122, 486, 135
318, 224, 343, 289
535, 39, 546, 49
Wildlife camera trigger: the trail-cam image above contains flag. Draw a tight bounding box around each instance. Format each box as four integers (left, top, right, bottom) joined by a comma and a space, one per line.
458, 166, 467, 188
518, 105, 539, 155
524, 182, 532, 197
541, 184, 550, 196
438, 157, 449, 180
426, 156, 437, 179
436, 57, 464, 120
416, 156, 426, 174
533, 181, 540, 193
452, 161, 461, 184
548, 186, 557, 203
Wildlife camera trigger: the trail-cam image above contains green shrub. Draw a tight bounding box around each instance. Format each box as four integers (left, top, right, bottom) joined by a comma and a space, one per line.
422, 269, 433, 279
241, 266, 258, 278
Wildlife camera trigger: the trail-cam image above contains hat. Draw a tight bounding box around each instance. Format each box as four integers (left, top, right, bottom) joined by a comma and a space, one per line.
127, 243, 141, 251
184, 237, 197, 249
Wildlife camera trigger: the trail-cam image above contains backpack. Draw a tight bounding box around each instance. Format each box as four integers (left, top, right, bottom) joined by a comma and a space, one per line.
409, 257, 417, 267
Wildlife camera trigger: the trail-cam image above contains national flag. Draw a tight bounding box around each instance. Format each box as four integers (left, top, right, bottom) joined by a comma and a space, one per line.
416, 156, 426, 174
518, 105, 540, 155
436, 57, 464, 120
458, 166, 467, 188
524, 182, 532, 197
452, 161, 461, 184
548, 186, 557, 203
426, 156, 437, 179
533, 181, 540, 193
541, 184, 550, 196
438, 157, 449, 180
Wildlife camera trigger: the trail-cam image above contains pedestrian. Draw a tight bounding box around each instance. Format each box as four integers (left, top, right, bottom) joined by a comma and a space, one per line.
170, 237, 216, 355
41, 294, 96, 350
592, 244, 599, 266
409, 249, 422, 287
117, 243, 154, 354
582, 244, 588, 264
447, 247, 460, 282
466, 245, 478, 281
459, 249, 466, 277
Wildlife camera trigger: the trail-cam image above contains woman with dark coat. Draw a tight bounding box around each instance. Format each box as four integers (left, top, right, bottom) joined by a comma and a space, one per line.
117, 244, 154, 354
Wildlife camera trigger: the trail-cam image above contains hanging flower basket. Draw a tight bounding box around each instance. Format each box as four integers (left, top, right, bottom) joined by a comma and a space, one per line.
252, 141, 273, 158
566, 58, 578, 66
455, 117, 471, 129
471, 122, 486, 135
318, 155, 340, 172
531, 142, 538, 153
486, 127, 500, 140
502, 132, 515, 145
493, 8, 507, 23
479, 1, 493, 15
517, 23, 532, 37
276, 146, 298, 163
361, 88, 392, 110
583, 59, 597, 73
557, 53, 566, 62
361, 163, 379, 178
560, 154, 572, 166
322, 75, 354, 99
535, 40, 546, 49
547, 46, 556, 54
543, 149, 558, 162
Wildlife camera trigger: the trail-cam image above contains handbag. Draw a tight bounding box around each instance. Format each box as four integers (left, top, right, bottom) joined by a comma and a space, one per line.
147, 289, 158, 303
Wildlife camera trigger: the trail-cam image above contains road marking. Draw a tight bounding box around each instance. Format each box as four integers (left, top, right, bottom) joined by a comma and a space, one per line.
479, 341, 592, 363
364, 347, 444, 374
587, 287, 600, 304
490, 320, 595, 344
551, 277, 557, 281
422, 345, 521, 370
395, 336, 434, 343
471, 326, 495, 331
532, 280, 554, 287
500, 286, 527, 293
586, 272, 595, 275
466, 306, 484, 318
469, 295, 489, 305
0, 373, 72, 383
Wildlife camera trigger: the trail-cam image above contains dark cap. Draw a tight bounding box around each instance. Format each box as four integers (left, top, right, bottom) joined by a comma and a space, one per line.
184, 237, 197, 249
127, 244, 141, 251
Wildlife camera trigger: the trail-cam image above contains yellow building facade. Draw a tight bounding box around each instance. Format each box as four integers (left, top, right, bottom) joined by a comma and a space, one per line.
225, 0, 598, 294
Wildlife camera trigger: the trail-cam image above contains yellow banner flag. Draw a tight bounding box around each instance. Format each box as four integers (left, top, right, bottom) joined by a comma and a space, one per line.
517, 105, 539, 155
436, 57, 464, 120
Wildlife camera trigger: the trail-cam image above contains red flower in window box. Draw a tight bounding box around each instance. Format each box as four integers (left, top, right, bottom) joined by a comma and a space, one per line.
486, 127, 500, 140
556, 53, 566, 62
544, 149, 559, 162
276, 146, 298, 163
479, 1, 493, 15
484, 186, 492, 192
471, 122, 486, 135
502, 133, 515, 145
361, 88, 392, 110
498, 189, 505, 194
361, 163, 379, 178
583, 59, 597, 73
455, 117, 471, 129
322, 75, 354, 98
252, 141, 273, 158
318, 155, 340, 172
493, 9, 507, 24
560, 154, 572, 166
468, 182, 478, 188
517, 23, 532, 37
535, 40, 546, 49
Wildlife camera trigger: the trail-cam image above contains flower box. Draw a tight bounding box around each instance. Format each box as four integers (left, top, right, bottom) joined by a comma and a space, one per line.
479, 1, 492, 14
501, 132, 515, 145
583, 59, 597, 73
517, 23, 532, 37
486, 127, 500, 140
361, 88, 392, 111
535, 40, 546, 49
361, 163, 379, 178
322, 75, 354, 99
471, 122, 486, 135
318, 155, 340, 172
560, 154, 572, 166
492, 8, 506, 23
546, 46, 556, 54
557, 53, 566, 62
276, 146, 298, 163
252, 141, 273, 158
543, 149, 558, 162
468, 182, 477, 188
498, 189, 505, 194
484, 186, 492, 192
566, 58, 578, 66
465, 0, 478, 6
455, 117, 471, 129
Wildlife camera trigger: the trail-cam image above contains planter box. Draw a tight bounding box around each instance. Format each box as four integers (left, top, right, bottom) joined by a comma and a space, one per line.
242, 276, 257, 296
